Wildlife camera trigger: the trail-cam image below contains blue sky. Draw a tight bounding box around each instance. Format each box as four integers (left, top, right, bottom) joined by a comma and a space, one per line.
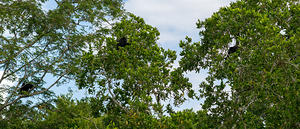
1, 0, 235, 110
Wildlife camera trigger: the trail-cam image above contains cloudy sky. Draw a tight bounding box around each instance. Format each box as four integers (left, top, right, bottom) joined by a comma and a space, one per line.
124, 0, 235, 110
125, 0, 235, 50
1, 0, 235, 110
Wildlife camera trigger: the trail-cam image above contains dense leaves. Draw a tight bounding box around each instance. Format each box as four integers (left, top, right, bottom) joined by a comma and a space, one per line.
74, 14, 193, 119
179, 0, 299, 128
1, 95, 211, 128
1, 0, 299, 128
0, 0, 124, 111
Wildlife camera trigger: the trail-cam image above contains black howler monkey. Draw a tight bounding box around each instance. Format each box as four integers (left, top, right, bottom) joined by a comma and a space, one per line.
225, 45, 239, 59
228, 45, 238, 55
116, 37, 130, 50
19, 83, 34, 93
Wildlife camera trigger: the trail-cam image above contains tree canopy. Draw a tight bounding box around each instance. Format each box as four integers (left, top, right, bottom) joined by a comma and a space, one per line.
0, 0, 299, 128
179, 0, 299, 128
0, 0, 124, 111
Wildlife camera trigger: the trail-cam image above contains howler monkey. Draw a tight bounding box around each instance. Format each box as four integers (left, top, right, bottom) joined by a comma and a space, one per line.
116, 37, 130, 50
19, 83, 34, 93
225, 45, 239, 59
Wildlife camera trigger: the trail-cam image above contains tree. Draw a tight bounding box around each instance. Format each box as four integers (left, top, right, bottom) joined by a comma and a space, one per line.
179, 0, 299, 128
37, 95, 106, 129
3, 95, 210, 129
0, 0, 124, 112
73, 14, 194, 124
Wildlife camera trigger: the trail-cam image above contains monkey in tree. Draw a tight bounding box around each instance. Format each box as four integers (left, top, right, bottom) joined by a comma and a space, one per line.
225, 45, 239, 59
19, 83, 34, 94
116, 37, 130, 50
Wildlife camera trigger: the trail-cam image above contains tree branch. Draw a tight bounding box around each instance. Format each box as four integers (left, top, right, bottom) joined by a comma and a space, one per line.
0, 32, 47, 64
107, 79, 129, 113
0, 62, 9, 84
1, 41, 51, 81
0, 72, 66, 112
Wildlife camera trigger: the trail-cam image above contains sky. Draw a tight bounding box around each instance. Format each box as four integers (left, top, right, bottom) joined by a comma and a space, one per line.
125, 0, 235, 50
1, 0, 235, 110
0, 71, 15, 103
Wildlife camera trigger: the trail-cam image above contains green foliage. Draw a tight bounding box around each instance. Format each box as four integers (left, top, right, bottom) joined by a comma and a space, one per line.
0, 99, 54, 129
160, 110, 212, 129
1, 95, 106, 129
179, 0, 299, 128
74, 14, 193, 119
0, 0, 124, 111
0, 95, 211, 129
2, 0, 298, 128
33, 96, 212, 129
37, 95, 105, 129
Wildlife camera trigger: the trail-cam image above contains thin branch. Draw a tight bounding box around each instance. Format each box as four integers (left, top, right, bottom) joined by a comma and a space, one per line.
107, 79, 129, 113
270, 62, 276, 73
0, 33, 47, 64
31, 72, 66, 96
0, 31, 73, 112
0, 67, 35, 110
0, 35, 10, 43
1, 41, 51, 81
0, 72, 66, 112
38, 70, 48, 84
1, 42, 69, 111
0, 62, 9, 84
83, 116, 99, 129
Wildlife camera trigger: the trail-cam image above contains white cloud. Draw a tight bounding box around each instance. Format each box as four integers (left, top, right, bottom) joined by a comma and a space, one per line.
125, 0, 235, 49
